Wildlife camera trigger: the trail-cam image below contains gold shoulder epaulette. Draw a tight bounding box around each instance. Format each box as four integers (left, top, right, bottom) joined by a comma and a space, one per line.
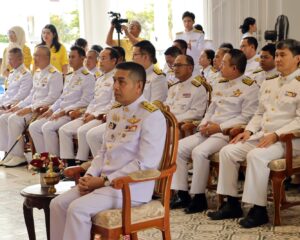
95, 71, 103, 79
253, 68, 263, 74
193, 29, 202, 33
176, 31, 183, 35
66, 71, 73, 76
191, 76, 205, 87
153, 67, 165, 76
255, 57, 260, 62
242, 77, 255, 86
21, 68, 27, 75
49, 67, 56, 73
211, 67, 218, 73
295, 76, 300, 81
82, 69, 89, 75
111, 102, 122, 109
266, 74, 279, 80
140, 101, 158, 112
219, 78, 229, 83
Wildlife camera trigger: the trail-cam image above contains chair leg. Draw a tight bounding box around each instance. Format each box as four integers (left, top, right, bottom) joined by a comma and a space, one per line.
162, 228, 171, 240
271, 175, 285, 226
130, 232, 138, 240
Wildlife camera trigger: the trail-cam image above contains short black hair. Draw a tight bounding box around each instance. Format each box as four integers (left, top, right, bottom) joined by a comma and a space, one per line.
244, 36, 258, 50
182, 11, 195, 21
203, 49, 215, 65
164, 46, 181, 57
116, 62, 146, 91
183, 54, 194, 66
134, 40, 157, 64
104, 47, 119, 65
261, 44, 276, 58
173, 39, 188, 54
240, 17, 256, 34
70, 45, 86, 57
8, 47, 23, 59
228, 49, 247, 74
112, 46, 126, 62
276, 39, 300, 56
194, 24, 204, 33
219, 42, 234, 50
91, 44, 103, 53
74, 38, 88, 50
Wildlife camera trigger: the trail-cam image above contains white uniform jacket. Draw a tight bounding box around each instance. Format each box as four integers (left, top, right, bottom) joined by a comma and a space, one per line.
17, 65, 63, 110
86, 95, 167, 202
165, 75, 207, 122
50, 67, 94, 113
0, 64, 32, 106
144, 65, 168, 102
245, 69, 300, 150
85, 70, 115, 116
201, 75, 259, 133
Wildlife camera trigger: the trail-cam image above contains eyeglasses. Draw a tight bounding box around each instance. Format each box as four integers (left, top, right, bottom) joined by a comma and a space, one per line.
172, 63, 191, 68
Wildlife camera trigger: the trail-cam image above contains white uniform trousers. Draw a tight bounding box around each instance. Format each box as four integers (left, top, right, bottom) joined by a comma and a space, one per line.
171, 133, 228, 194
29, 116, 71, 156
50, 186, 141, 240
59, 118, 102, 160
0, 112, 33, 157
86, 123, 106, 157
216, 140, 300, 206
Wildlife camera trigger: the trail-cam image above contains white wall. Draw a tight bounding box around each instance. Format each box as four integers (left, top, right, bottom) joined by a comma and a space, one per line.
210, 0, 300, 49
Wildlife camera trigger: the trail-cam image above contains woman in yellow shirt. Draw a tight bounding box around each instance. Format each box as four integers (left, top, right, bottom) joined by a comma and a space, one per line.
37, 24, 69, 74
1, 26, 32, 77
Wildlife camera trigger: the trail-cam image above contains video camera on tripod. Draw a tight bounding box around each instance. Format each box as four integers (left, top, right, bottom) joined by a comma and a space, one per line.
108, 11, 128, 34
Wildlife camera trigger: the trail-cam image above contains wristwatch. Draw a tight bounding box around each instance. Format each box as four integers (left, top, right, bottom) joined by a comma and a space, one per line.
103, 176, 111, 187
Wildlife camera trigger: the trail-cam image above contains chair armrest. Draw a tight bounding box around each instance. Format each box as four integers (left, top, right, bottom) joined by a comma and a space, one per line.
222, 125, 246, 138
180, 121, 199, 137
279, 131, 300, 176
63, 166, 86, 184
111, 165, 176, 189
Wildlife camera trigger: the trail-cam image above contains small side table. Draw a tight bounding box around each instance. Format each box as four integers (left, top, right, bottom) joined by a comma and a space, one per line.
20, 181, 75, 240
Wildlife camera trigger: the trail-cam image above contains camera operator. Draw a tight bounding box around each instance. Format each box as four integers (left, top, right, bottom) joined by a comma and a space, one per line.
106, 20, 143, 61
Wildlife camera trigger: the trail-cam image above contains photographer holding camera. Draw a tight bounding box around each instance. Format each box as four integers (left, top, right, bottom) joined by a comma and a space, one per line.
106, 15, 143, 61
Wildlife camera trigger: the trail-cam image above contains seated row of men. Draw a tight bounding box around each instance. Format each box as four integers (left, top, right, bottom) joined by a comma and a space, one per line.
1, 36, 299, 233
49, 38, 300, 239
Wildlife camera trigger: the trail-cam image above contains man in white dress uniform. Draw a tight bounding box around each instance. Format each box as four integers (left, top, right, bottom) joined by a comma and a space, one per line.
208, 39, 300, 228
50, 62, 166, 240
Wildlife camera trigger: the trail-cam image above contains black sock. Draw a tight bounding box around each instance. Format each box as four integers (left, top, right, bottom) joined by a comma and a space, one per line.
193, 193, 206, 201
253, 205, 266, 210
227, 196, 239, 205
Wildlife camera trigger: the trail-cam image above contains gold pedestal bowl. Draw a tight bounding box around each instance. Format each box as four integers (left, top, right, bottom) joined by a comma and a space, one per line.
43, 172, 60, 194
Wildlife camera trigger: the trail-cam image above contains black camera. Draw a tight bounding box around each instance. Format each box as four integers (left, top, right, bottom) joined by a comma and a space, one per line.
108, 11, 128, 34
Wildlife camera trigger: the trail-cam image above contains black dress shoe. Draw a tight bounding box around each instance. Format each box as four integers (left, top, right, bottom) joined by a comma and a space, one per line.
170, 191, 191, 209
184, 194, 208, 214
207, 202, 243, 220
239, 206, 269, 228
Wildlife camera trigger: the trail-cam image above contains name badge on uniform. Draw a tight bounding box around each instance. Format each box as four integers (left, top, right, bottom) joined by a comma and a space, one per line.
285, 91, 297, 97
182, 93, 191, 98
127, 115, 140, 124
108, 121, 116, 129
125, 125, 138, 132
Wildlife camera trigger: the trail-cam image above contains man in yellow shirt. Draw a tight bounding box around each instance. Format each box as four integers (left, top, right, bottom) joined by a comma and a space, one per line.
106, 20, 143, 61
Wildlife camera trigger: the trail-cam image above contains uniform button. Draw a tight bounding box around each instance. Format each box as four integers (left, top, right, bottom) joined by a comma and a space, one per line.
276, 96, 279, 99
105, 160, 110, 165
271, 108, 275, 111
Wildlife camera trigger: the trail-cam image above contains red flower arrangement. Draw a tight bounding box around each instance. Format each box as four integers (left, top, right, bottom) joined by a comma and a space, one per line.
29, 152, 65, 174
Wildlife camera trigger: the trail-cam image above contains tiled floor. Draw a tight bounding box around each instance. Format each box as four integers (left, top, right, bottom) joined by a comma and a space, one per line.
1, 162, 300, 240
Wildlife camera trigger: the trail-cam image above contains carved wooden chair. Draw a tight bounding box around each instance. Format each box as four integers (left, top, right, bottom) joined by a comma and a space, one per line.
64, 101, 179, 239
267, 132, 300, 225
